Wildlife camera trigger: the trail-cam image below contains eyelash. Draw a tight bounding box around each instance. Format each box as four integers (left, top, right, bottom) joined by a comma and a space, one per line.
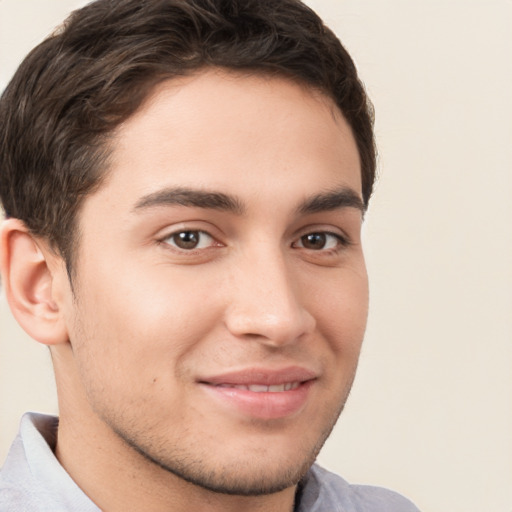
160, 230, 219, 252
293, 231, 350, 252
159, 229, 350, 254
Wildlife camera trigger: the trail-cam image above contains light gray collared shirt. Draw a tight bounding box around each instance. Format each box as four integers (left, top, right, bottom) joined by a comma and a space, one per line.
0, 413, 420, 511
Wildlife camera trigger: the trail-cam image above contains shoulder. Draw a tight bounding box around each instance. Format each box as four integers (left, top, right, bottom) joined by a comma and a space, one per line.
0, 483, 47, 512
1, 413, 98, 512
0, 414, 54, 511
298, 464, 421, 512
0, 469, 61, 512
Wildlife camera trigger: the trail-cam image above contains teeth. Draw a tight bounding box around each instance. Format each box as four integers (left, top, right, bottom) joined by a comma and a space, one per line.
248, 384, 270, 392
216, 382, 301, 392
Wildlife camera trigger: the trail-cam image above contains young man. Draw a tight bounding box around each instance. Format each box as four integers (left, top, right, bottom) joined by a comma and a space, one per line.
0, 1, 419, 510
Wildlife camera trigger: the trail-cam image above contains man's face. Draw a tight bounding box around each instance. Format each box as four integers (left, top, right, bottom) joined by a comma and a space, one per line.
59, 70, 368, 494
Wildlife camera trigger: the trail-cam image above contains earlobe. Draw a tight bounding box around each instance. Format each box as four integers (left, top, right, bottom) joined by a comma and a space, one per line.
0, 218, 69, 346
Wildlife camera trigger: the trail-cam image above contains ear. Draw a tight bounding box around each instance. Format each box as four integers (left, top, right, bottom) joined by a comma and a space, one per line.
0, 218, 69, 346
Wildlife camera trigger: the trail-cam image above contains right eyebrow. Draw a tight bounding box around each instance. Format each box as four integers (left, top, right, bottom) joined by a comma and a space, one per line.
132, 187, 245, 215
297, 187, 366, 216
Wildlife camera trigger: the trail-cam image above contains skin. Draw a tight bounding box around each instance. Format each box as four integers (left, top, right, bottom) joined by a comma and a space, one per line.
3, 69, 369, 512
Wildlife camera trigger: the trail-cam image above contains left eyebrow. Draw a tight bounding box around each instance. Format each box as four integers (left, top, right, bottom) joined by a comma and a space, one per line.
296, 187, 366, 215
132, 187, 245, 215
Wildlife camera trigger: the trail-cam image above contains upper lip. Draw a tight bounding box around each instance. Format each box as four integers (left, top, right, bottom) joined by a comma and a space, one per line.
198, 366, 318, 386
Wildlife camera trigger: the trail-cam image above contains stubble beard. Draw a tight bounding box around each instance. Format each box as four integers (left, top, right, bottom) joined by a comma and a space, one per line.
72, 307, 359, 497
106, 385, 353, 498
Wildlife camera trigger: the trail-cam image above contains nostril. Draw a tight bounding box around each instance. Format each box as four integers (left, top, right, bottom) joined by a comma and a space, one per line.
224, 306, 316, 347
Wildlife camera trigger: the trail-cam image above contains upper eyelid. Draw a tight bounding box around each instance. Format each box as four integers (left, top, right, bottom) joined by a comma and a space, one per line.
293, 231, 349, 248
293, 224, 351, 242
155, 222, 353, 245
158, 230, 222, 255
160, 228, 215, 243
156, 221, 221, 239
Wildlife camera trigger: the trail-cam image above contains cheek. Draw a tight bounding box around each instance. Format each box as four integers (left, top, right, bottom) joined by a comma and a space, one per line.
68, 262, 223, 390
311, 262, 368, 334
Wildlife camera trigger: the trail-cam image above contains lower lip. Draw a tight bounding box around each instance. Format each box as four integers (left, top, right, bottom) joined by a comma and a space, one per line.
199, 381, 314, 420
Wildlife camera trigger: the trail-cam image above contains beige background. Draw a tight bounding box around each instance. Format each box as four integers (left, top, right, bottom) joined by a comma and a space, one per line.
1, 1, 511, 511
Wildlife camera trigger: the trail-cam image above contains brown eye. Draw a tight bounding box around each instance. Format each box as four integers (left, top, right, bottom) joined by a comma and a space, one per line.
165, 230, 214, 250
301, 233, 327, 250
296, 232, 342, 251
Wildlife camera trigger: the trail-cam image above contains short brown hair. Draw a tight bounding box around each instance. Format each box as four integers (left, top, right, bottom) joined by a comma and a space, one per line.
0, 0, 375, 272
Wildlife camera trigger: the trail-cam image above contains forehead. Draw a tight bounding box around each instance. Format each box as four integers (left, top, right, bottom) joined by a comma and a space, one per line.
87, 69, 361, 215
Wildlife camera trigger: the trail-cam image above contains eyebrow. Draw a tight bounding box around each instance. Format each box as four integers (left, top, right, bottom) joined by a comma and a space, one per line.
133, 185, 365, 216
297, 187, 366, 215
133, 187, 245, 215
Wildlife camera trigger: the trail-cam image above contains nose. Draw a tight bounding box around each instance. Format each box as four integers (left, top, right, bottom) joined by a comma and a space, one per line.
224, 250, 316, 347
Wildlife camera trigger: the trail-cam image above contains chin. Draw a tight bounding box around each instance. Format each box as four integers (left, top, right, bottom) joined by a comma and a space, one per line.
152, 453, 314, 496
119, 425, 323, 496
